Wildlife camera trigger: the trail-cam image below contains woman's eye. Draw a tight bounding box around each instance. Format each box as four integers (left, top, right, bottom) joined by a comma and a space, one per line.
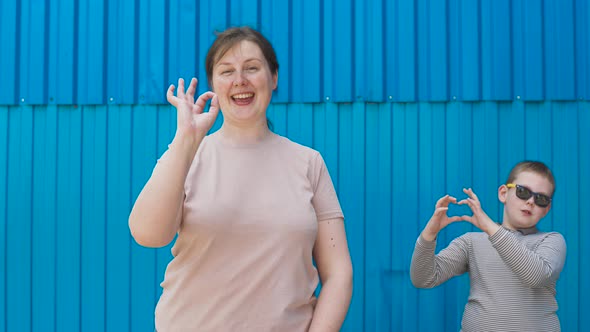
221, 70, 233, 75
246, 67, 258, 72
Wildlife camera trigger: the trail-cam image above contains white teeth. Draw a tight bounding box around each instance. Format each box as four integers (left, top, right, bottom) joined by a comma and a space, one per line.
232, 93, 254, 99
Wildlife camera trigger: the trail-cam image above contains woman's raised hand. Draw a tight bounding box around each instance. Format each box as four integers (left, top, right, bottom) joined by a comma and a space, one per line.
167, 77, 220, 144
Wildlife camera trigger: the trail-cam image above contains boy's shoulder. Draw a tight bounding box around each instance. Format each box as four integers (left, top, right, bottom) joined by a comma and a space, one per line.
534, 230, 566, 244
450, 231, 489, 246
457, 231, 488, 240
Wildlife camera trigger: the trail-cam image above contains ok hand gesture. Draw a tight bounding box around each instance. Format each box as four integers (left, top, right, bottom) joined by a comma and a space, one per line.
167, 77, 220, 145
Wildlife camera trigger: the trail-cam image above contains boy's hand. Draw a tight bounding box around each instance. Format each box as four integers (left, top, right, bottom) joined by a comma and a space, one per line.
458, 188, 501, 236
422, 195, 464, 241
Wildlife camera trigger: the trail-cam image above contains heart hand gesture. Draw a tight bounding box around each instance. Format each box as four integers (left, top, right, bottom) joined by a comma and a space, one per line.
458, 188, 500, 235
422, 195, 464, 241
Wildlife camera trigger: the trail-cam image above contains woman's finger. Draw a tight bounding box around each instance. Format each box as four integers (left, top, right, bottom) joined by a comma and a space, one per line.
186, 78, 198, 99
208, 95, 220, 118
177, 78, 185, 97
194, 91, 217, 113
166, 84, 177, 106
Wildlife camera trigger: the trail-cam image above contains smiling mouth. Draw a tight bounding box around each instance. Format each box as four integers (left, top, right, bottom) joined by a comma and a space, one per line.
231, 93, 255, 103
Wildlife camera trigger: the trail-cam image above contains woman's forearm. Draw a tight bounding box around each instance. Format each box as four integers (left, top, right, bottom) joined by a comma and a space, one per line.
308, 273, 353, 332
128, 137, 199, 247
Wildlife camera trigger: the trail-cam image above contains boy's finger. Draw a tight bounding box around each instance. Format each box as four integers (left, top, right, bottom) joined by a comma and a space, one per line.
437, 195, 457, 207
460, 215, 473, 223
435, 195, 448, 207
433, 207, 449, 215
463, 187, 480, 201
448, 216, 463, 223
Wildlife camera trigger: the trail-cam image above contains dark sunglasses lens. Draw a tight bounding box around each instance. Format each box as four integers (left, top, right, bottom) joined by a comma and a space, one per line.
515, 186, 532, 200
535, 195, 551, 207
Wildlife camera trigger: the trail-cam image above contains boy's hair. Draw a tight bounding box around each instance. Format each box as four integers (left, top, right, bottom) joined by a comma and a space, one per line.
506, 161, 556, 196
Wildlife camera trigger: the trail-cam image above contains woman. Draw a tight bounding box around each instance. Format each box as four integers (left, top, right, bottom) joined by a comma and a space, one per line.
129, 26, 353, 331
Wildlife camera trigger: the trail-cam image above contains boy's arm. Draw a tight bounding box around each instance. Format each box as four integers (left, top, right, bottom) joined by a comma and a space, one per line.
489, 228, 566, 288
458, 188, 567, 288
410, 234, 470, 288
411, 195, 469, 288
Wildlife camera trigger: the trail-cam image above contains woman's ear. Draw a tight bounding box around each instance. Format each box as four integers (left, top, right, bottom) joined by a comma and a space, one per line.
498, 184, 508, 204
272, 72, 278, 90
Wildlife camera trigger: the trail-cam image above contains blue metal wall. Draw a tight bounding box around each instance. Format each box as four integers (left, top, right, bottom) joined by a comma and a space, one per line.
1, 0, 590, 331
1, 0, 589, 105
1, 102, 589, 331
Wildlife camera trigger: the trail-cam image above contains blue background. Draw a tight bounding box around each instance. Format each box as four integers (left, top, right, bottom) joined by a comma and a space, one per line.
1, 0, 589, 331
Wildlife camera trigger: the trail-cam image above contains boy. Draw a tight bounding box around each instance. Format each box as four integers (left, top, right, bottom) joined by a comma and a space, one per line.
410, 161, 566, 331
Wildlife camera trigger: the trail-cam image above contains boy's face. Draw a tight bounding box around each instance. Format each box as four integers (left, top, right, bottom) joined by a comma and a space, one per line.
498, 171, 553, 230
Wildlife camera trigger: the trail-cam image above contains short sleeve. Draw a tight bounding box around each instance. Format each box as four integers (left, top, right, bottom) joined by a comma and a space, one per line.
309, 152, 344, 221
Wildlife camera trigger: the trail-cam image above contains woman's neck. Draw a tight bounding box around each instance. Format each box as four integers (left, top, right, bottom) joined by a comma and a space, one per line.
216, 122, 272, 146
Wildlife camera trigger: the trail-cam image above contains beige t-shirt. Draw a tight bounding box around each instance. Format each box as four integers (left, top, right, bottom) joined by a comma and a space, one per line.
154, 132, 344, 331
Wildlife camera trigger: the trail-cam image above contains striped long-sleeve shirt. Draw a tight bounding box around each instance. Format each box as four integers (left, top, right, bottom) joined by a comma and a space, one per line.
410, 226, 567, 332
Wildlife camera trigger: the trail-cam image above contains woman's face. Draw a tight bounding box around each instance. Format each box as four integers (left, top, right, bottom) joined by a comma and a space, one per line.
211, 40, 277, 127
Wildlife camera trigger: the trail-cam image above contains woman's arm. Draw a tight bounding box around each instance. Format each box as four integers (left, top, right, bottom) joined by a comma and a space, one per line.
129, 78, 219, 247
128, 137, 199, 247
309, 217, 353, 332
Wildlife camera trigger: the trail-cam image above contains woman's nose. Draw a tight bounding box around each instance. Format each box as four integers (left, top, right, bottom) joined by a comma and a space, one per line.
233, 73, 247, 86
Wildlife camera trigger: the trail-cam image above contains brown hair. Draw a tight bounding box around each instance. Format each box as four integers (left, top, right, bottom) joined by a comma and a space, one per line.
205, 26, 279, 89
506, 161, 556, 196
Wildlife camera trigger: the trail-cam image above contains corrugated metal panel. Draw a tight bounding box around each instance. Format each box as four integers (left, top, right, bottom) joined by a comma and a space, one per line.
2, 0, 590, 105
513, 0, 543, 100
580, 102, 590, 330
1, 102, 589, 331
6, 105, 33, 332
545, 0, 576, 100
48, 0, 76, 104
577, 0, 590, 100
32, 105, 58, 331
1, 0, 588, 331
0, 1, 18, 104
0, 106, 7, 330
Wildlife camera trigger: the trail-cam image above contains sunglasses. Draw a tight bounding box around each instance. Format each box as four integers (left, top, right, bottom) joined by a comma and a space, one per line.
506, 183, 552, 208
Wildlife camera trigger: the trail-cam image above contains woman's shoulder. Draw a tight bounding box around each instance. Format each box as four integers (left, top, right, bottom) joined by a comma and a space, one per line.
275, 135, 317, 151
272, 135, 323, 160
